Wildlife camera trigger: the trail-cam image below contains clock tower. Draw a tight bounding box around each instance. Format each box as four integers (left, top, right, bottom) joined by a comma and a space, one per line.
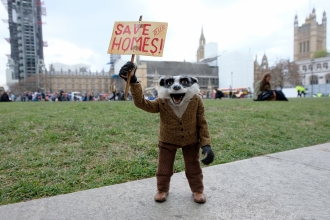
196, 27, 205, 62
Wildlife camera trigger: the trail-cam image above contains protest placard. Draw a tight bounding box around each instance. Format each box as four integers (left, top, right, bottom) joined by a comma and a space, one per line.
107, 17, 168, 99
107, 21, 168, 57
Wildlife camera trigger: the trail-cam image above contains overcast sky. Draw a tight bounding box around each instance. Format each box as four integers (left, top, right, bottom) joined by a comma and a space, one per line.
0, 0, 329, 86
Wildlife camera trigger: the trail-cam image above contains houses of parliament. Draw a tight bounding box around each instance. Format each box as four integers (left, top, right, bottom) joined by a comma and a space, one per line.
254, 8, 327, 88
47, 7, 327, 95
294, 8, 327, 61
8, 7, 326, 95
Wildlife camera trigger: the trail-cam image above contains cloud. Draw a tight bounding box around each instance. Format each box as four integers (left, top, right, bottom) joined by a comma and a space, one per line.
0, 5, 10, 86
44, 39, 100, 66
0, 42, 10, 87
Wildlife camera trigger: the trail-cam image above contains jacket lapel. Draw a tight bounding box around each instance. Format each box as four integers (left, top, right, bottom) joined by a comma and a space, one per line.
160, 95, 198, 119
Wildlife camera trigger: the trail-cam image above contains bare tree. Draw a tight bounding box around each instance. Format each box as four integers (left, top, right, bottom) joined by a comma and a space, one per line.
287, 61, 301, 86
8, 73, 50, 95
270, 60, 285, 89
8, 81, 26, 95
270, 59, 301, 89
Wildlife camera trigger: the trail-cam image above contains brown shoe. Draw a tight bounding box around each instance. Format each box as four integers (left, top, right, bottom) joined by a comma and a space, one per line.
154, 190, 169, 202
193, 192, 206, 203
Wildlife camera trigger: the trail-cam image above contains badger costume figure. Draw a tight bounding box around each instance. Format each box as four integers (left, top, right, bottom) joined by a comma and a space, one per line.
119, 62, 214, 203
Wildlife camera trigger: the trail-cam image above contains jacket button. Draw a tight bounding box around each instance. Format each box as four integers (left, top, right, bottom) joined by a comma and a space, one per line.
181, 128, 183, 131
182, 136, 184, 138
179, 122, 182, 125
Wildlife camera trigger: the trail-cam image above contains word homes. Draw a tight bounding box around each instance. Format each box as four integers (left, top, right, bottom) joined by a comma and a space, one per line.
108, 21, 168, 57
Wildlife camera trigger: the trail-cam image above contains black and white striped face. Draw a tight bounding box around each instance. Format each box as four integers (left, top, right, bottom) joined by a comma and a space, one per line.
158, 75, 200, 105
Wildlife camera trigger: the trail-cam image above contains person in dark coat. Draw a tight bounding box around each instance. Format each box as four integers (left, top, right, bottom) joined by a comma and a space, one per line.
88, 93, 93, 101
58, 91, 66, 101
28, 92, 33, 101
41, 91, 46, 100
215, 88, 224, 99
0, 90, 10, 102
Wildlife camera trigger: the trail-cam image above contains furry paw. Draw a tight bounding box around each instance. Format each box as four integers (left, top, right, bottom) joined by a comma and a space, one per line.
119, 61, 137, 83
201, 145, 214, 165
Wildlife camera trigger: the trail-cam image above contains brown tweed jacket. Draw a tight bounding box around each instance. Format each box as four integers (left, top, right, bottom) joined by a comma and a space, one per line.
130, 83, 211, 147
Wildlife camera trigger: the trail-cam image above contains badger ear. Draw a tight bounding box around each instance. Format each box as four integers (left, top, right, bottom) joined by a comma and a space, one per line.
191, 77, 198, 84
159, 77, 165, 86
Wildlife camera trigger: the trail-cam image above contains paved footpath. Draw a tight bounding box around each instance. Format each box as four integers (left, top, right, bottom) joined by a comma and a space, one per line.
1, 143, 330, 220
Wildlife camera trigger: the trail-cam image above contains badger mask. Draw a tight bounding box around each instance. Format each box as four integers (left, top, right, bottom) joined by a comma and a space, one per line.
158, 75, 200, 106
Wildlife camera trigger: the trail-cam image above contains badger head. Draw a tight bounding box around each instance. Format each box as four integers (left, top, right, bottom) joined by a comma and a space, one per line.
158, 75, 200, 106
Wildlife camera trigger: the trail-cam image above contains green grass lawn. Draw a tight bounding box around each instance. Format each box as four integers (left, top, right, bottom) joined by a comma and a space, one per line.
1, 98, 330, 205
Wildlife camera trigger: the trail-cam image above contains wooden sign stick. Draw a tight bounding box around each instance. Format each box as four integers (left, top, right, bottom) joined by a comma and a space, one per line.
124, 15, 142, 100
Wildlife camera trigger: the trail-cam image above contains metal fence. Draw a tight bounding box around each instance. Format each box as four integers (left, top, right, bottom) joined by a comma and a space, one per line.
304, 84, 330, 96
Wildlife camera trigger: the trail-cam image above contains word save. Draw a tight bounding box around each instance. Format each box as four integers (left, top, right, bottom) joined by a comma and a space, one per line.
108, 21, 168, 57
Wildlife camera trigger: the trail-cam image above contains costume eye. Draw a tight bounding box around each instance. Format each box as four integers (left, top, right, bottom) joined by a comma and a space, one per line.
166, 79, 174, 86
180, 78, 189, 85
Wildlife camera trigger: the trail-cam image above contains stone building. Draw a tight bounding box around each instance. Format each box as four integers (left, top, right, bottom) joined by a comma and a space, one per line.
111, 28, 218, 96
47, 63, 111, 94
253, 54, 269, 85
196, 28, 205, 62
135, 59, 218, 95
295, 56, 330, 94
294, 9, 330, 95
294, 9, 327, 61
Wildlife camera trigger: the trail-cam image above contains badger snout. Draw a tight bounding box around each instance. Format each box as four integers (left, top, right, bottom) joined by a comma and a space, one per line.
172, 85, 181, 91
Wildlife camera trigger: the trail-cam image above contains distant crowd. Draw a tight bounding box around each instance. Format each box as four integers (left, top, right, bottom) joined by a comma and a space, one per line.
0, 90, 132, 102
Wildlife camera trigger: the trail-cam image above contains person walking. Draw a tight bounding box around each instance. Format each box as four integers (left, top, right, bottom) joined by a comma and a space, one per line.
229, 86, 232, 98
301, 87, 306, 97
297, 89, 301, 97
109, 82, 116, 101
296, 85, 303, 98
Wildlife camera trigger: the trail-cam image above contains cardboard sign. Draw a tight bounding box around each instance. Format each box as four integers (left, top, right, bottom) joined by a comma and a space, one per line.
107, 21, 168, 57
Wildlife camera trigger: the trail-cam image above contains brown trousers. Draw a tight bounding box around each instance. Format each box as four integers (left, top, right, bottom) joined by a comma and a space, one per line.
156, 141, 204, 193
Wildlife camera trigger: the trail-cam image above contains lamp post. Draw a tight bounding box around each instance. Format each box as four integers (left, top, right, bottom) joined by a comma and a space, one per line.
311, 59, 314, 97
230, 72, 233, 98
274, 69, 276, 89
50, 67, 53, 93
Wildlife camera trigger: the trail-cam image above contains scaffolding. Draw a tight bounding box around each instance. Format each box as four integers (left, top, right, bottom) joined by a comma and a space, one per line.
2, 0, 47, 88
1, 0, 8, 10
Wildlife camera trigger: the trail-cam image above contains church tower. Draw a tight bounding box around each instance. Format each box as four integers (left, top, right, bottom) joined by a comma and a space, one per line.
196, 27, 205, 62
294, 9, 327, 61
261, 54, 269, 70
254, 54, 269, 86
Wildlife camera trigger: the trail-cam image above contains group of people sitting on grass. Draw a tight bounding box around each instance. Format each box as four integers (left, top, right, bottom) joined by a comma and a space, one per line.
2, 72, 291, 103
3, 90, 133, 102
